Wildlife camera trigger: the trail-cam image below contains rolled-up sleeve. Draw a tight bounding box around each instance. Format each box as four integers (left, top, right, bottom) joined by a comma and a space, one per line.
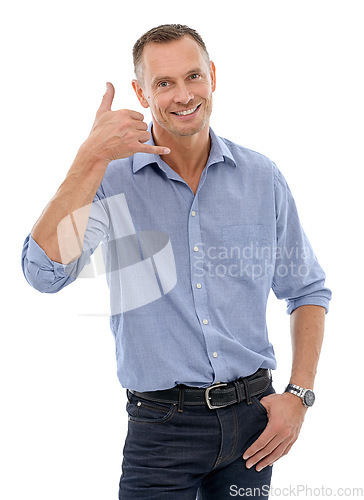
271, 167, 332, 314
21, 187, 109, 293
21, 234, 79, 292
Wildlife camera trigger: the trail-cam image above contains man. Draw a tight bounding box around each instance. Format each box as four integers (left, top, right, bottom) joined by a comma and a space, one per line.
22, 24, 331, 499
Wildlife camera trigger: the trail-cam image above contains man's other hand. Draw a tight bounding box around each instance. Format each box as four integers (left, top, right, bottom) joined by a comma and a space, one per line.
242, 392, 307, 471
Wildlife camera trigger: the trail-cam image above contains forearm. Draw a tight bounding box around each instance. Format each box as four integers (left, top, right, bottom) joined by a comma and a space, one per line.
31, 145, 108, 264
289, 304, 326, 388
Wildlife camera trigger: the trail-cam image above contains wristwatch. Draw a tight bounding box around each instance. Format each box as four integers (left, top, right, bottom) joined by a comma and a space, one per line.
284, 384, 315, 407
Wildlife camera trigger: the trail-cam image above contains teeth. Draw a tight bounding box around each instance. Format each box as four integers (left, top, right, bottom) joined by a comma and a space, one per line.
174, 105, 199, 116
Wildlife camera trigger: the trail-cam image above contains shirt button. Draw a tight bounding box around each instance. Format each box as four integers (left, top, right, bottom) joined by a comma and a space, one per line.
193, 246, 199, 252
202, 319, 208, 325
213, 352, 218, 358
196, 283, 202, 289
191, 210, 196, 216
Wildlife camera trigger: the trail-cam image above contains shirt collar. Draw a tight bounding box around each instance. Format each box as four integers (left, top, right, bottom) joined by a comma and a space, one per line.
132, 122, 236, 175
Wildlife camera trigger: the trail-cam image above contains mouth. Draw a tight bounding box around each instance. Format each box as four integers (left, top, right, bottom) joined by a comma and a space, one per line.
171, 104, 201, 117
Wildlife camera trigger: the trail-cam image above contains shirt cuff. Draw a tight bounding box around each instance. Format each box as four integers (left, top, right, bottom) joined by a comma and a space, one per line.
25, 234, 69, 276
286, 296, 330, 315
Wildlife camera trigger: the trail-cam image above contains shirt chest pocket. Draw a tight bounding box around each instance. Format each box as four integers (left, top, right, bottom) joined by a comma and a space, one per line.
221, 224, 272, 281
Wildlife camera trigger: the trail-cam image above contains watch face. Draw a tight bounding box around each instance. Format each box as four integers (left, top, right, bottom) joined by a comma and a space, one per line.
303, 390, 315, 407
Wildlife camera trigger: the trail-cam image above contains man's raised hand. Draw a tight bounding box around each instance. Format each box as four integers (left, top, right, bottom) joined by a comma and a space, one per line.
85, 82, 170, 162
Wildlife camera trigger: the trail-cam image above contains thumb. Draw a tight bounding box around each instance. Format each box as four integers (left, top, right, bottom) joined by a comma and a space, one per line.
96, 82, 115, 116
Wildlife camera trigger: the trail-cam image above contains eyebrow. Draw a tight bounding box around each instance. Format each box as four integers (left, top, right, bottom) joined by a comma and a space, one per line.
151, 68, 206, 86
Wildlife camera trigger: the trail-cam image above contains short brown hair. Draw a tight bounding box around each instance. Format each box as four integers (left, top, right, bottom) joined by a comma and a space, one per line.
133, 24, 210, 84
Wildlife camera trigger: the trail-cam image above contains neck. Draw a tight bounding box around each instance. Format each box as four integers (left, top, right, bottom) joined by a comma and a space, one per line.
152, 121, 211, 178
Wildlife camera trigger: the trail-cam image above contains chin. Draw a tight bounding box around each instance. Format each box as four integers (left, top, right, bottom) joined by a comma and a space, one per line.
166, 118, 210, 138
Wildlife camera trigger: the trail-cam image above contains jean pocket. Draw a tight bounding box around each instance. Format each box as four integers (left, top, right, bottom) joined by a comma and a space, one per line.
252, 396, 269, 415
222, 224, 272, 281
126, 394, 176, 424
251, 383, 276, 416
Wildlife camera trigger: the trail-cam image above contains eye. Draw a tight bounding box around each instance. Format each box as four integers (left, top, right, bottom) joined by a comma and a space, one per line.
158, 81, 169, 88
190, 73, 201, 80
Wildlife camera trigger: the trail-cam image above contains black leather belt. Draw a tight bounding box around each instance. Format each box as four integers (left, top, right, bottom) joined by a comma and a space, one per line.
129, 368, 271, 410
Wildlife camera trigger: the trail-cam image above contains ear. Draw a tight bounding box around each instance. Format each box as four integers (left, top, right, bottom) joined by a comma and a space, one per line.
210, 61, 216, 92
132, 79, 149, 109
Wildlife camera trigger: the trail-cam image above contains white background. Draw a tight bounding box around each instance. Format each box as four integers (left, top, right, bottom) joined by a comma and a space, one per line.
1, 0, 363, 498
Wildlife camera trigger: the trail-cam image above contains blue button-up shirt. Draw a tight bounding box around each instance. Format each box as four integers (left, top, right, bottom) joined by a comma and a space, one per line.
22, 126, 331, 391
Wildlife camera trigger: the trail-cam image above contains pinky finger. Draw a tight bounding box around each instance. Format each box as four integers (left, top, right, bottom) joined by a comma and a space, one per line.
140, 144, 171, 156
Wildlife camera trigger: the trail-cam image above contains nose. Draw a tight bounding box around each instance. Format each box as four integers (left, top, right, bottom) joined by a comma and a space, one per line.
173, 82, 194, 104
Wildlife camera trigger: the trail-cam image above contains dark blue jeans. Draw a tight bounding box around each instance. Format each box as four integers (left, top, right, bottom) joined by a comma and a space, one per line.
119, 381, 275, 499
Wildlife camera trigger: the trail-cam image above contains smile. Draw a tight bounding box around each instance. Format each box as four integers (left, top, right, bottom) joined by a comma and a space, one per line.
172, 104, 201, 116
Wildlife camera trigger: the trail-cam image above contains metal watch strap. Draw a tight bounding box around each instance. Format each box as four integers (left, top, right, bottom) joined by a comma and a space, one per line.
286, 384, 304, 397
285, 383, 315, 407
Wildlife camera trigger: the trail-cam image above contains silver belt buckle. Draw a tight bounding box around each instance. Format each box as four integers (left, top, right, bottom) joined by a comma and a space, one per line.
205, 382, 228, 409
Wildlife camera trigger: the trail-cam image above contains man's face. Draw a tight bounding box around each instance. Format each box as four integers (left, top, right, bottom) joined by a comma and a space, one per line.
134, 36, 216, 138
